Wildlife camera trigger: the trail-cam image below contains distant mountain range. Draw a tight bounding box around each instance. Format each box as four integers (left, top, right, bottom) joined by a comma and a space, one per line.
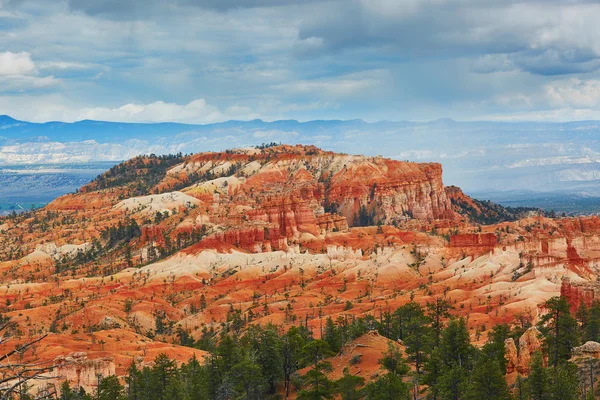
1, 115, 600, 213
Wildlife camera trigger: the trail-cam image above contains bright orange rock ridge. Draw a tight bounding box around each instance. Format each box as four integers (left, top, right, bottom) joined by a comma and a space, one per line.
1, 144, 600, 392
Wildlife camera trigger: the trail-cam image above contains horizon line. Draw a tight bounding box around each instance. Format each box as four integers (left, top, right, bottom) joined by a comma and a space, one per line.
3, 114, 600, 126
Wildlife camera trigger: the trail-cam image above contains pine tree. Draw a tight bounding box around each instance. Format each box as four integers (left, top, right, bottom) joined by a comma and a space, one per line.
335, 368, 364, 400
324, 317, 342, 353
538, 296, 579, 367
463, 356, 510, 400
585, 300, 600, 342
230, 353, 266, 399
423, 348, 443, 400
150, 354, 178, 400
482, 323, 510, 374
257, 324, 283, 394
401, 302, 431, 373
527, 351, 549, 400
362, 373, 409, 400
436, 318, 475, 400
298, 340, 335, 400
437, 364, 467, 400
577, 299, 589, 334
97, 375, 124, 400
548, 362, 578, 400
125, 362, 142, 400
426, 298, 454, 347
283, 326, 306, 398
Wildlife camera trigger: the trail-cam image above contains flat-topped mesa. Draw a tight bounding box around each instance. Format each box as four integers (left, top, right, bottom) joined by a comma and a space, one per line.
47, 144, 458, 252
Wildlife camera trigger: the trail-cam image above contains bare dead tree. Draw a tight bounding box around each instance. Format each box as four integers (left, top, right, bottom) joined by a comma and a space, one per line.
0, 320, 56, 400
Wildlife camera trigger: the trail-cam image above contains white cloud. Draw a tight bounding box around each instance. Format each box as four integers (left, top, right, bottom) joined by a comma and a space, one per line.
275, 70, 386, 98
75, 99, 260, 123
0, 95, 260, 123
544, 78, 600, 109
0, 52, 36, 76
38, 61, 92, 70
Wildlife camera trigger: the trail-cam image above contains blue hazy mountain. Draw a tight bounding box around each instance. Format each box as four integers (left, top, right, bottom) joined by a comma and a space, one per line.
2, 115, 600, 212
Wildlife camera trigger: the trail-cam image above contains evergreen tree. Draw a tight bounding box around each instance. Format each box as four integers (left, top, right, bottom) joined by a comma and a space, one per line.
437, 364, 467, 400
423, 348, 443, 400
179, 356, 208, 400
230, 353, 266, 399
482, 323, 510, 374
335, 368, 365, 400
324, 317, 342, 353
380, 342, 410, 377
426, 298, 454, 347
577, 300, 589, 335
548, 362, 579, 400
436, 318, 475, 400
257, 324, 283, 394
97, 375, 125, 400
150, 354, 177, 400
282, 326, 307, 398
217, 334, 241, 375
361, 342, 410, 400
297, 340, 335, 400
362, 373, 409, 400
463, 356, 510, 400
527, 351, 549, 400
400, 302, 431, 373
585, 300, 600, 342
538, 296, 579, 367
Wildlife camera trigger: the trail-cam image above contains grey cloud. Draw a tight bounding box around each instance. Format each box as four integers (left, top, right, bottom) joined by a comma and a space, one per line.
297, 0, 600, 76
65, 0, 322, 17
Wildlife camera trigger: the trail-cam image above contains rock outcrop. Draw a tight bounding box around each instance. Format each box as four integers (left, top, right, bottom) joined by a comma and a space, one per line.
54, 352, 115, 391
505, 326, 544, 374
572, 341, 600, 359
561, 278, 600, 313
126, 145, 457, 252
450, 233, 497, 247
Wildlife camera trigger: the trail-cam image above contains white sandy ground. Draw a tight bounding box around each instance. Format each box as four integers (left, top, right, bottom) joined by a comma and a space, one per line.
3, 236, 585, 332
114, 191, 201, 216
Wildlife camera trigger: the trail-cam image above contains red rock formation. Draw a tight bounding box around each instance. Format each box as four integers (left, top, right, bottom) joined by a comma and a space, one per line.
505, 326, 544, 374
566, 237, 584, 265
561, 278, 600, 313
450, 233, 497, 247
505, 338, 519, 374
316, 213, 349, 235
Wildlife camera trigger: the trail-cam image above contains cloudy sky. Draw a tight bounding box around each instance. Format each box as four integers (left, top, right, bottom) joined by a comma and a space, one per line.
2, 0, 600, 123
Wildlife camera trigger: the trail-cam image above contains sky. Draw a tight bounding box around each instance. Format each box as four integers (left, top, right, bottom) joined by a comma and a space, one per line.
2, 0, 600, 124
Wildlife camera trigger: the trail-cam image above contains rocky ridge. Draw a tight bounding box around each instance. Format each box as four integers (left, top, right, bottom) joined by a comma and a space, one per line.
1, 145, 600, 392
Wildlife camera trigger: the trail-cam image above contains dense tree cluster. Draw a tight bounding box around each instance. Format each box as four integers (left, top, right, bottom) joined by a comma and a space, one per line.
449, 195, 547, 225
45, 296, 571, 399
6, 295, 594, 399
90, 154, 185, 196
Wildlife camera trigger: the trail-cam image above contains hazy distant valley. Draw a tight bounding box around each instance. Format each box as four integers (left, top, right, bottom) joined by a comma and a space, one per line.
0, 162, 115, 214
2, 115, 600, 214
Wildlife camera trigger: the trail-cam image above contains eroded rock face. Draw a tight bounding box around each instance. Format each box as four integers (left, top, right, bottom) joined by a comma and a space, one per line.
54, 352, 115, 391
572, 341, 600, 359
505, 338, 519, 374
570, 341, 600, 393
450, 233, 497, 247
156, 145, 459, 252
561, 278, 600, 313
505, 326, 544, 374
518, 327, 543, 373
